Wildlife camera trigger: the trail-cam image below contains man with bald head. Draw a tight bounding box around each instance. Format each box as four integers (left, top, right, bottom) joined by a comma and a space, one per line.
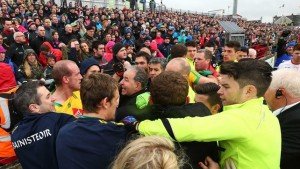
248, 48, 257, 59
165, 58, 196, 103
61, 24, 79, 45
29, 26, 48, 54
6, 31, 31, 67
52, 60, 83, 117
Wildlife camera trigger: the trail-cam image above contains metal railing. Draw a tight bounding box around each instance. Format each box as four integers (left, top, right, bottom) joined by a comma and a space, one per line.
54, 0, 212, 16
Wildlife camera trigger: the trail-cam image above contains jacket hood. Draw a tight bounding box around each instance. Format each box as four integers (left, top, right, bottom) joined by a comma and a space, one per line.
42, 41, 53, 50
105, 41, 115, 53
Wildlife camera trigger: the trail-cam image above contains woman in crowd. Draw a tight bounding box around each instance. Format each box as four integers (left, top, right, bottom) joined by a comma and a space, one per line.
18, 49, 44, 81
80, 40, 92, 61
111, 136, 184, 169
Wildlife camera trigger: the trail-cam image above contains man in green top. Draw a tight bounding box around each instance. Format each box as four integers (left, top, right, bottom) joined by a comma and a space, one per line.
135, 59, 281, 169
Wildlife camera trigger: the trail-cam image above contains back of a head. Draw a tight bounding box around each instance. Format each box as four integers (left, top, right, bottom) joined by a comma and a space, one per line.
170, 44, 187, 58
80, 73, 118, 113
166, 58, 190, 77
194, 82, 222, 108
111, 136, 181, 169
52, 60, 74, 86
269, 69, 300, 98
185, 40, 197, 48
150, 71, 189, 106
220, 59, 272, 97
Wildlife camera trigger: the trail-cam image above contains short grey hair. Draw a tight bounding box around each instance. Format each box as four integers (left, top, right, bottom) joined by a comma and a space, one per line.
270, 69, 300, 98
13, 31, 24, 40
149, 57, 167, 70
129, 66, 148, 90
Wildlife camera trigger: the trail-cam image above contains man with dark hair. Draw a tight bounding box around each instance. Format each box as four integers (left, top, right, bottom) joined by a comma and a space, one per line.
223, 41, 241, 62
149, 71, 219, 168
11, 81, 74, 169
52, 60, 83, 117
148, 57, 167, 80
185, 40, 198, 68
135, 59, 281, 169
158, 35, 173, 57
169, 44, 187, 60
1, 19, 15, 49
278, 44, 300, 71
236, 46, 249, 61
103, 43, 131, 77
134, 51, 151, 73
56, 73, 130, 169
115, 66, 150, 122
194, 82, 222, 114
91, 40, 107, 67
80, 25, 97, 48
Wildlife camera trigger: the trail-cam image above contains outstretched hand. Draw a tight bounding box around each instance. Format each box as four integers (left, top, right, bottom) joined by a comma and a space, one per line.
199, 156, 220, 169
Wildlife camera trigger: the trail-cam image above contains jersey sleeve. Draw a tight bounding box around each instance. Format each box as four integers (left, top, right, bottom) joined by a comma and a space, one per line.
138, 112, 250, 142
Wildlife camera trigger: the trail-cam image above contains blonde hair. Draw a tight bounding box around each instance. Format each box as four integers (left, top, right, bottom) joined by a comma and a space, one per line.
111, 136, 183, 169
23, 58, 39, 78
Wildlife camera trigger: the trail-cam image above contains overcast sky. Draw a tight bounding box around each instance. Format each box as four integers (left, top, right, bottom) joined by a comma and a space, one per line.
162, 0, 300, 22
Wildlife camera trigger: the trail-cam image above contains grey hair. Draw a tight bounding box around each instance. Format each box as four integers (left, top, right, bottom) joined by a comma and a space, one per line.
149, 57, 168, 70
13, 31, 24, 40
198, 49, 213, 60
270, 69, 300, 98
129, 66, 148, 90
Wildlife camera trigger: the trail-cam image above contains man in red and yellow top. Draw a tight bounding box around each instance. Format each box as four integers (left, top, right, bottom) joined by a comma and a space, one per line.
52, 60, 83, 117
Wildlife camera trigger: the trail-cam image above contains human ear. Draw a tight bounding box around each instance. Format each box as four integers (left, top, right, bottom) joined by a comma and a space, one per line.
29, 104, 39, 113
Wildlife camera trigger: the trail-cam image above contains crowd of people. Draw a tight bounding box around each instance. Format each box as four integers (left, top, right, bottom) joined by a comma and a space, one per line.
1, 0, 300, 168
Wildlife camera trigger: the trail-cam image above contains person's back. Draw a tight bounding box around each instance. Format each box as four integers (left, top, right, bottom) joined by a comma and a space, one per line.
56, 117, 129, 169
149, 71, 219, 168
56, 73, 130, 169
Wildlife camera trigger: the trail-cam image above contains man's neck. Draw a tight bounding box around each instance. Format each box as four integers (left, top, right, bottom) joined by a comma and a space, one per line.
82, 111, 108, 121
291, 59, 300, 65
52, 86, 74, 103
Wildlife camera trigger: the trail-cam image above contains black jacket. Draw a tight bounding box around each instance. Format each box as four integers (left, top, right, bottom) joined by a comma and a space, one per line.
115, 90, 152, 122
29, 36, 49, 54
277, 102, 300, 169
150, 103, 220, 169
6, 42, 31, 67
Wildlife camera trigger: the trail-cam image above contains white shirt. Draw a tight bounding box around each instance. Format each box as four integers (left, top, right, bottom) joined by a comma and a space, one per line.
273, 101, 300, 116
278, 60, 300, 72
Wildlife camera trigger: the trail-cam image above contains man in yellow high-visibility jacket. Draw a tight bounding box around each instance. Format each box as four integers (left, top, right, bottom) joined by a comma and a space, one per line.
136, 59, 281, 169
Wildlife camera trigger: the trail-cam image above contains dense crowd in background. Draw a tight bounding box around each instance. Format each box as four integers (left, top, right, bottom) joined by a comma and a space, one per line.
1, 0, 300, 169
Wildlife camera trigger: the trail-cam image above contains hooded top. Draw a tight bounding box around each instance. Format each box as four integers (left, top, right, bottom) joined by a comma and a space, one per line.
38, 42, 62, 67
104, 41, 115, 62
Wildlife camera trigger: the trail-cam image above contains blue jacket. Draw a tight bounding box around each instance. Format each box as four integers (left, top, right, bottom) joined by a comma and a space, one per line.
275, 53, 291, 68
56, 117, 130, 169
11, 112, 75, 169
